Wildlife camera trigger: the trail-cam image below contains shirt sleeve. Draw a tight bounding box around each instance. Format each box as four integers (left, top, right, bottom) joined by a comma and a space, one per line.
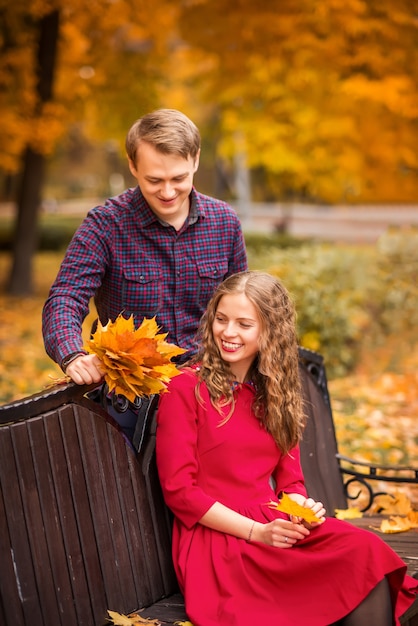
272, 445, 307, 499
42, 209, 111, 366
156, 371, 217, 529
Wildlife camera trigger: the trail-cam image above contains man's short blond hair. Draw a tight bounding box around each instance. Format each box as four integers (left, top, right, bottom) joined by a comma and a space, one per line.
126, 109, 201, 164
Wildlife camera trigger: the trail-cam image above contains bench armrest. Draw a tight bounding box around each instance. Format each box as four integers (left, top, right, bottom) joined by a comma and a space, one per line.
336, 453, 418, 512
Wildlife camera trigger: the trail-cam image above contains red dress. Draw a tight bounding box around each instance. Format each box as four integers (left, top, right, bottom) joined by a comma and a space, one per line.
156, 369, 417, 626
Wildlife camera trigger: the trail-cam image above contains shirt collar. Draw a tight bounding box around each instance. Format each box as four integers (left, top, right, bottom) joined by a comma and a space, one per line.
133, 186, 204, 228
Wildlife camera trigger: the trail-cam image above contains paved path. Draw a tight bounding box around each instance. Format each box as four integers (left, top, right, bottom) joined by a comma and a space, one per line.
2, 199, 418, 243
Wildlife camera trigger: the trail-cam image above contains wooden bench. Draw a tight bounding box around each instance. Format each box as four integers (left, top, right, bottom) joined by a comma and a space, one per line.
0, 348, 416, 626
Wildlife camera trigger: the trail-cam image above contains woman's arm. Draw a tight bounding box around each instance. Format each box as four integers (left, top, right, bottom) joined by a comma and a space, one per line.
199, 501, 310, 548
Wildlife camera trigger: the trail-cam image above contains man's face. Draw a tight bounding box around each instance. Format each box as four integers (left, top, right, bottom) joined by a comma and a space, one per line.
128, 141, 200, 228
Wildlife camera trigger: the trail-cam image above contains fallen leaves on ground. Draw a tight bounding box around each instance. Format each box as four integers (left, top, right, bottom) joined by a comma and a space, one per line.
268, 493, 321, 524
107, 609, 161, 625
335, 507, 363, 520
371, 492, 413, 516
373, 510, 418, 534
85, 314, 185, 402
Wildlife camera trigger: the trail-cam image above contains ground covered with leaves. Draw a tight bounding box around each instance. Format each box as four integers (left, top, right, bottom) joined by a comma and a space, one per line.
1, 249, 417, 508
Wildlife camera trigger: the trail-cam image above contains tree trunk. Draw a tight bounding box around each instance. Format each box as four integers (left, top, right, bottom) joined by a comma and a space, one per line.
7, 10, 60, 296
7, 148, 45, 294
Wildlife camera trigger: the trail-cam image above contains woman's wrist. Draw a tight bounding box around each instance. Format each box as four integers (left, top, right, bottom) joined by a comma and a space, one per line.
246, 520, 256, 542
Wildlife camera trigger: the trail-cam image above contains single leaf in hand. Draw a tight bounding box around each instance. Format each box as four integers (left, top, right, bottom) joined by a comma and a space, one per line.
268, 492, 321, 524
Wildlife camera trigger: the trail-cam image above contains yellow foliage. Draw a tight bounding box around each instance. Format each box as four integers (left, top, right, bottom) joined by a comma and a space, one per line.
85, 314, 186, 402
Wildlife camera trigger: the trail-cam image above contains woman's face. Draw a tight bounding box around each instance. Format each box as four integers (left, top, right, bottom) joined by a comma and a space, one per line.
212, 292, 261, 382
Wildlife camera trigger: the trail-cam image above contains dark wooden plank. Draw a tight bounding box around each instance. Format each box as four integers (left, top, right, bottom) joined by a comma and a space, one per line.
142, 439, 178, 594
11, 421, 62, 625
0, 424, 44, 626
0, 447, 26, 626
59, 404, 108, 623
348, 516, 418, 577
143, 593, 188, 623
89, 416, 138, 606
109, 427, 155, 606
42, 407, 96, 625
27, 415, 79, 626
299, 362, 347, 513
125, 441, 167, 604
74, 406, 125, 613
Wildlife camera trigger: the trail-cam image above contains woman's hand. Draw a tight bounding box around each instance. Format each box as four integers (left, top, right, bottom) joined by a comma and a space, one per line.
253, 517, 310, 548
288, 495, 326, 529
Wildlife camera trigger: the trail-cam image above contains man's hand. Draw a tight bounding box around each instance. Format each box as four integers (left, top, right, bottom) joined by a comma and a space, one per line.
65, 354, 104, 385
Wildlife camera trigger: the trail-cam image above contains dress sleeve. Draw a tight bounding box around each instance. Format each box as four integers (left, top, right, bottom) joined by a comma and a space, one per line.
272, 445, 307, 499
156, 371, 217, 529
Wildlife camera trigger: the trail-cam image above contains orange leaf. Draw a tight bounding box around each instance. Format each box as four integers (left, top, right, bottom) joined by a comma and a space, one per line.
267, 493, 321, 524
378, 516, 412, 534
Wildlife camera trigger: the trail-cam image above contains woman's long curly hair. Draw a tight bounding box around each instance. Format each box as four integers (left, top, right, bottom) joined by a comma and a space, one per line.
189, 271, 305, 455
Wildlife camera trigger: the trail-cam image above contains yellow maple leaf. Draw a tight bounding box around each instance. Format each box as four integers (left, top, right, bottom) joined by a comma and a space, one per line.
268, 493, 321, 524
85, 314, 186, 402
335, 507, 363, 520
107, 609, 161, 625
378, 516, 412, 534
174, 622, 194, 626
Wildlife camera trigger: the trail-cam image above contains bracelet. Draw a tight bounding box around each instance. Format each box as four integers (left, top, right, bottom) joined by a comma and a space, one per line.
246, 520, 255, 543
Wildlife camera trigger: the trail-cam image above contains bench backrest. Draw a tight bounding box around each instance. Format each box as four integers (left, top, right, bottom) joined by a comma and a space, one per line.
0, 390, 177, 626
0, 349, 345, 626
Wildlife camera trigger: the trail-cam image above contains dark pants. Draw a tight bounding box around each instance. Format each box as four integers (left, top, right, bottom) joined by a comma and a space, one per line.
88, 385, 159, 452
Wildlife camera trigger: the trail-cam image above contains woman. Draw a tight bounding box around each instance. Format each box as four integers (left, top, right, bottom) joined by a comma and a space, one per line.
156, 271, 417, 625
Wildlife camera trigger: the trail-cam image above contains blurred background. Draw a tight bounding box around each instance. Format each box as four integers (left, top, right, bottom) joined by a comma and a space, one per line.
0, 0, 417, 475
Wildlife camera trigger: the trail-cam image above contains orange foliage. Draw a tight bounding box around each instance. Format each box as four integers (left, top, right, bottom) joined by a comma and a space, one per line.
1, 0, 417, 203
85, 314, 185, 402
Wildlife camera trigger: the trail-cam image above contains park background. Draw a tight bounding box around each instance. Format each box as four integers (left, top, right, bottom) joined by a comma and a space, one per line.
0, 0, 417, 500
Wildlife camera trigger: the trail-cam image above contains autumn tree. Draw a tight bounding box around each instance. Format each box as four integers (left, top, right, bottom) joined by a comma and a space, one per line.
0, 0, 176, 295
169, 0, 418, 203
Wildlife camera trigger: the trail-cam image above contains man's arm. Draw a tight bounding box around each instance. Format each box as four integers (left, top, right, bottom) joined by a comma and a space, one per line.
42, 210, 110, 368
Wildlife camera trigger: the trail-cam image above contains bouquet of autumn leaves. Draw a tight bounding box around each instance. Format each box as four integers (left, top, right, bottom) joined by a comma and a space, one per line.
84, 314, 186, 401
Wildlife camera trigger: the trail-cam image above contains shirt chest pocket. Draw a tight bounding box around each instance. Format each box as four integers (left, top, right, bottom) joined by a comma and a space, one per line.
195, 258, 229, 304
121, 262, 162, 319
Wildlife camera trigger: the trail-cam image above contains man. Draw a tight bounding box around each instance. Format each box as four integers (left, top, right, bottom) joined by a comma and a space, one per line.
42, 108, 248, 441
